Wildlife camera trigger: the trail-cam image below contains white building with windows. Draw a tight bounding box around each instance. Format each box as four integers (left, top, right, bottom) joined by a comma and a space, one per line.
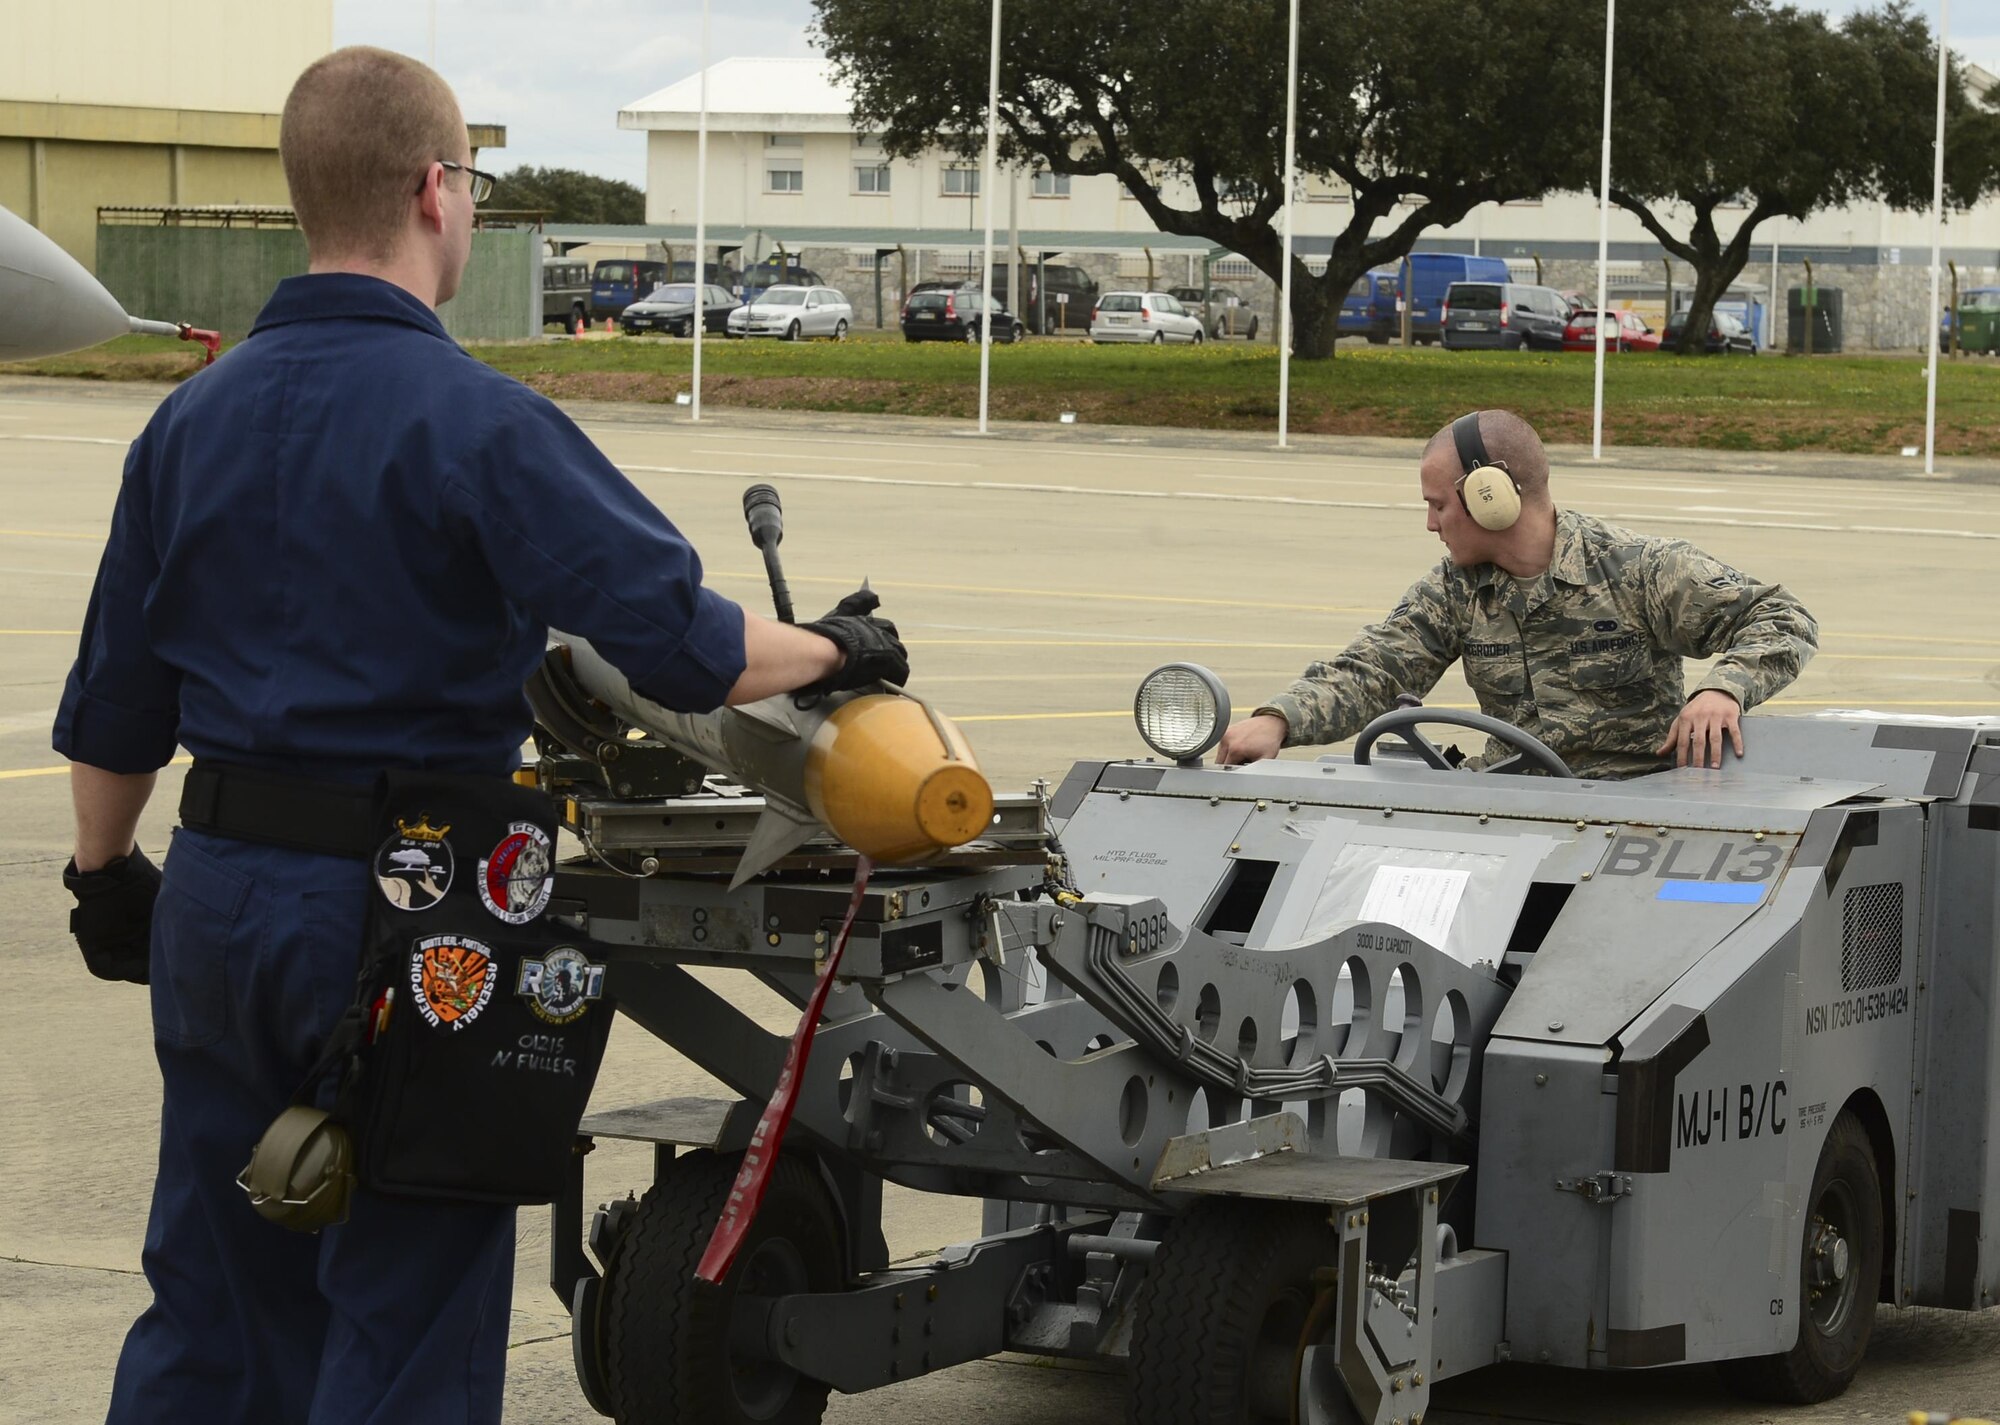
612, 56, 2000, 347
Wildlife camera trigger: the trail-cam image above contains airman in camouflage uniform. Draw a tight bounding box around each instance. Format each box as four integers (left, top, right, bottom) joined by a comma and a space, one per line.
1217, 411, 1817, 778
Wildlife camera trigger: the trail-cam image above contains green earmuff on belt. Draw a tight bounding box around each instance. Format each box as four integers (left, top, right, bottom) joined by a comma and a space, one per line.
1451, 410, 1523, 532
238, 1104, 355, 1232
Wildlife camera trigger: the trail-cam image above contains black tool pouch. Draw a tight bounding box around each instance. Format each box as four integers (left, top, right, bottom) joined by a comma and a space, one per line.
340, 769, 614, 1204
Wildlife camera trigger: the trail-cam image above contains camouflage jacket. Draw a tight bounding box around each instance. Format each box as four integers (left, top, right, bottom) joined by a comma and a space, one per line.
1257, 511, 1819, 780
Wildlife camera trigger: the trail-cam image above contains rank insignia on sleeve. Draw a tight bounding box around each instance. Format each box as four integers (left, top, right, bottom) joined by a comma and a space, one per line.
478, 821, 554, 925
373, 815, 454, 912
516, 946, 607, 1025
412, 935, 496, 1030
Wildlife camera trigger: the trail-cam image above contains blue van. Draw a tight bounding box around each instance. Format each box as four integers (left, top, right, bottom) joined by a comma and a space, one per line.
1341, 254, 1511, 344
1338, 268, 1399, 341
590, 260, 668, 321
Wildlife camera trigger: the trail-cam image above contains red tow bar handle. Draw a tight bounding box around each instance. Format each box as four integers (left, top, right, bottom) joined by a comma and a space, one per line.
177, 324, 221, 366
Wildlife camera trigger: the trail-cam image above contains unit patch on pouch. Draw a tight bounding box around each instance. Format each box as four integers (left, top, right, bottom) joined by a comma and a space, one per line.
412, 935, 497, 1030
373, 815, 454, 912
516, 946, 607, 1025
478, 821, 554, 925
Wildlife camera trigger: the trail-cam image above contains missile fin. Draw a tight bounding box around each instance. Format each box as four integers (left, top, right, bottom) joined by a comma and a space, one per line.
729, 805, 822, 890
731, 698, 803, 738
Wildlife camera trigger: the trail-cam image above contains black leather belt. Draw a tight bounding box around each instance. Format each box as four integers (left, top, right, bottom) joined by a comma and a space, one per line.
178, 760, 379, 860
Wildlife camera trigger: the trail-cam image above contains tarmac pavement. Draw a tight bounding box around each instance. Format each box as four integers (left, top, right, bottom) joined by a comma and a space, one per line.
2, 377, 1997, 1423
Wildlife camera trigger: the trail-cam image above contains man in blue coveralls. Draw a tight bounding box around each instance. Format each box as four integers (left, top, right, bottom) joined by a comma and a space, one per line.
52, 47, 907, 1425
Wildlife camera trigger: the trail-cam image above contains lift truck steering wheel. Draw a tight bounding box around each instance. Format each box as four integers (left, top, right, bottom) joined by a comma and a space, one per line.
1351, 706, 1575, 778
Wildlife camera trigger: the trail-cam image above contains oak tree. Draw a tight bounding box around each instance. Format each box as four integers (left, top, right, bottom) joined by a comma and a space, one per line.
813, 0, 1602, 358
1610, 1, 2000, 354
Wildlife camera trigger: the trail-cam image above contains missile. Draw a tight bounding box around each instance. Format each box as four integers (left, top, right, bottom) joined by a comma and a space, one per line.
554, 635, 994, 888
0, 203, 220, 362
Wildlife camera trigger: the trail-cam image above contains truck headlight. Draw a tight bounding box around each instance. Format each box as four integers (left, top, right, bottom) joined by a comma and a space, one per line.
1133, 663, 1230, 764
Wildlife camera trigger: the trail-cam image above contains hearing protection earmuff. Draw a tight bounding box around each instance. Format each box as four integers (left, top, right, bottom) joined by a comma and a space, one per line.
1451, 411, 1523, 532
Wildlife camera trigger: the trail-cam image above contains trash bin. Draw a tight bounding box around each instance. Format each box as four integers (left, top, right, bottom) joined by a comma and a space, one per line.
1786, 287, 1843, 353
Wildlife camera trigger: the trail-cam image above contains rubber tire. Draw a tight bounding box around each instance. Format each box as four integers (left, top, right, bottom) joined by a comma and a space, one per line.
786, 321, 802, 342
1190, 329, 1204, 346
1246, 315, 1259, 341
600, 1149, 843, 1425
1127, 1198, 1337, 1425
833, 320, 848, 341
1150, 330, 1165, 345
1009, 323, 1024, 344
965, 325, 979, 344
1719, 1111, 1881, 1404
1366, 333, 1389, 346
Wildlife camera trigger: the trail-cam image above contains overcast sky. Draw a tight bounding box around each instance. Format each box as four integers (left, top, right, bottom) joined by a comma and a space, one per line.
335, 0, 2000, 186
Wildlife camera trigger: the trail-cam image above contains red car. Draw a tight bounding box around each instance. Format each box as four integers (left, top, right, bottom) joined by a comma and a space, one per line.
1560, 308, 1661, 353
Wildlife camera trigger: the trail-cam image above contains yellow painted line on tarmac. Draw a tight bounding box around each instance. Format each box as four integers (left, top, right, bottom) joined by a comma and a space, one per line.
907, 639, 1996, 664
952, 699, 2000, 726
1822, 630, 2000, 649
0, 527, 101, 541
714, 569, 1376, 617
908, 639, 1333, 649
1812, 652, 1999, 664
0, 754, 191, 782
954, 710, 1131, 723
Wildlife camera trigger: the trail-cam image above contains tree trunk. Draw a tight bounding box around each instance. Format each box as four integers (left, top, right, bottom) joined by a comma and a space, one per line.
1675, 259, 1747, 355
1291, 282, 1339, 359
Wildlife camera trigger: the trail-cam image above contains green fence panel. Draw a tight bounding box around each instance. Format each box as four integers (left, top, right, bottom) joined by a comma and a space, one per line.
96, 226, 539, 342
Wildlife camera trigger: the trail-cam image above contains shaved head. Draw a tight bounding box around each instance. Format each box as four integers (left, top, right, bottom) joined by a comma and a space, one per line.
1424, 410, 1551, 505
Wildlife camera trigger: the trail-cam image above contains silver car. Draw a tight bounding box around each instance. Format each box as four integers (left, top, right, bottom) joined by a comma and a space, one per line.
1088, 290, 1206, 344
726, 285, 853, 341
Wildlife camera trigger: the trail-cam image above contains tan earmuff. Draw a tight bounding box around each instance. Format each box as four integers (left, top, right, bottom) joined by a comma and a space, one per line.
1450, 411, 1522, 532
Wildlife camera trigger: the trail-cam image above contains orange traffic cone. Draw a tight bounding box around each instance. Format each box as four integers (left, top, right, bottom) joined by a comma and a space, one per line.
602, 317, 614, 334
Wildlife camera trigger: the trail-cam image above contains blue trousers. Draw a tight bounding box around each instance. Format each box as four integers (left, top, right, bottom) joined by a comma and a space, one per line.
108, 829, 515, 1425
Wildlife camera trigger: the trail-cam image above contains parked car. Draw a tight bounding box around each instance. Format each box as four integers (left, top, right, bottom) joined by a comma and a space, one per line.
1441, 281, 1572, 351
985, 263, 1099, 333
900, 288, 1024, 343
620, 283, 740, 337
669, 260, 743, 290
1167, 286, 1260, 340
1089, 291, 1206, 344
739, 260, 824, 299
1658, 309, 1759, 355
1376, 254, 1513, 343
590, 260, 668, 321
725, 285, 853, 340
1559, 308, 1660, 353
542, 257, 590, 332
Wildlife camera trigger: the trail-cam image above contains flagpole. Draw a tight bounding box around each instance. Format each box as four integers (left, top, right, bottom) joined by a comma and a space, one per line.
1276, 0, 1299, 448
977, 0, 1001, 435
691, 0, 710, 422
1923, 0, 1950, 475
1591, 0, 1615, 460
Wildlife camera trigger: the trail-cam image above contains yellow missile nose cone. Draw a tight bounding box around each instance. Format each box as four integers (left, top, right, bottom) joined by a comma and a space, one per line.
805, 694, 995, 865
915, 763, 996, 848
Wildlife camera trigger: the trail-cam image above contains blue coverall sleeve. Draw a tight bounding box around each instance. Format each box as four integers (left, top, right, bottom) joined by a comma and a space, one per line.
52, 426, 183, 772
439, 390, 747, 713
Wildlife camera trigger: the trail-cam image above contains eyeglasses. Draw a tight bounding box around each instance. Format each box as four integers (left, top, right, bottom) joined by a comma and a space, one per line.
419, 160, 495, 204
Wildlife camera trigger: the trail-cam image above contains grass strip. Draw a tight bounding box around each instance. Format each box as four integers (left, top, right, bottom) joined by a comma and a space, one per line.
9, 333, 1998, 456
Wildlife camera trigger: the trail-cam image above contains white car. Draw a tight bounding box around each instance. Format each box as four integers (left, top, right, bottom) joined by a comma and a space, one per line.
1088, 290, 1206, 344
726, 285, 853, 340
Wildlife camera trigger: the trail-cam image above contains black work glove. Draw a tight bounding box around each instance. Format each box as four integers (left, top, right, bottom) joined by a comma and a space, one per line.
63, 845, 160, 985
798, 587, 911, 695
